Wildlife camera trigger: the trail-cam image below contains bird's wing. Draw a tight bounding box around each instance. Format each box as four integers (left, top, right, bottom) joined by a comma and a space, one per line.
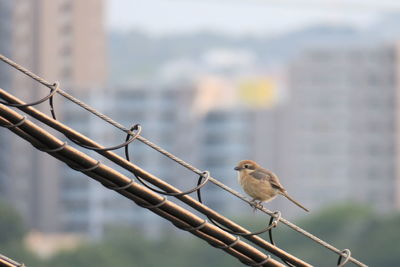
250, 168, 285, 191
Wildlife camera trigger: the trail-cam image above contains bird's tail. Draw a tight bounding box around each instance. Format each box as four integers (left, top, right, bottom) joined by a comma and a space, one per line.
281, 191, 310, 212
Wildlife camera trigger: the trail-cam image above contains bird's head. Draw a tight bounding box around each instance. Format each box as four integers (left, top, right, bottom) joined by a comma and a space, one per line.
234, 160, 259, 173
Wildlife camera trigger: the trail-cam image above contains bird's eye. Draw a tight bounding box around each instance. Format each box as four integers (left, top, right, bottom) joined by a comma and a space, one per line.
244, 164, 249, 169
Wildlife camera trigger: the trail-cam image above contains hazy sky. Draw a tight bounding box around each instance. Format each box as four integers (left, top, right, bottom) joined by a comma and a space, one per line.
106, 0, 399, 36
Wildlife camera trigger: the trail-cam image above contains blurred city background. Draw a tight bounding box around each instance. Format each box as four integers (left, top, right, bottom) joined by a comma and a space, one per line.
0, 0, 399, 266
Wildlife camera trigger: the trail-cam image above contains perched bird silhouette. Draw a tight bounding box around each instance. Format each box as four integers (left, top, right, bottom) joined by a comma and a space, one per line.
234, 160, 309, 212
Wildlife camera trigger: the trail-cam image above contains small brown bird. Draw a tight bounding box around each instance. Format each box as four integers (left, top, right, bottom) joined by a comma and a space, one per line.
234, 160, 309, 212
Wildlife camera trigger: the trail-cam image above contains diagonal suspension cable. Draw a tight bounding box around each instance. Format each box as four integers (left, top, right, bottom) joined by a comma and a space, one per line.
0, 53, 367, 267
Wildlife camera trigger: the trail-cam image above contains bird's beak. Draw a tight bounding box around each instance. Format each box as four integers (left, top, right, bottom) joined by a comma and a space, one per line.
234, 166, 241, 171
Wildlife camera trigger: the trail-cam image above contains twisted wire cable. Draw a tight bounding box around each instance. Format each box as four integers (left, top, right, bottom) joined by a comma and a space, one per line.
0, 53, 367, 267
0, 253, 25, 267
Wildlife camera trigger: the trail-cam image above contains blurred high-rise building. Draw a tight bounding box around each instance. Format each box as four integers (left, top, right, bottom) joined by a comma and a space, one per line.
0, 0, 106, 233
197, 109, 253, 212
0, 0, 13, 201
281, 44, 400, 214
0, 0, 11, 83
11, 0, 106, 89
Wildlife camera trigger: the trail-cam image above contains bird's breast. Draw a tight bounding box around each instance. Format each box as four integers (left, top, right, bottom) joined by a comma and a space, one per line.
239, 173, 278, 202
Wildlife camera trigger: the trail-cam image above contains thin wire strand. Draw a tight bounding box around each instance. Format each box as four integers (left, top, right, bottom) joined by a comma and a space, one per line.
0, 53, 367, 267
0, 54, 201, 171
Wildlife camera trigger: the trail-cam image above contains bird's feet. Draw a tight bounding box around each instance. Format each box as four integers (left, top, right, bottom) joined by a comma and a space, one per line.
249, 199, 263, 212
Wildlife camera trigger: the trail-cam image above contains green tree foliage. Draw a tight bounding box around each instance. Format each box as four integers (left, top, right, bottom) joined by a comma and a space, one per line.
0, 201, 26, 244
0, 201, 41, 266
1, 201, 399, 266
45, 227, 240, 267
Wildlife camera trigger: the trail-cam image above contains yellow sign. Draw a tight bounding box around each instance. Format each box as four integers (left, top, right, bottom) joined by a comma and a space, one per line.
238, 77, 277, 108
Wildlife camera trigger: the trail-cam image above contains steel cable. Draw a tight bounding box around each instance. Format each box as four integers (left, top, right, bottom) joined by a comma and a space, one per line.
0, 53, 367, 267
